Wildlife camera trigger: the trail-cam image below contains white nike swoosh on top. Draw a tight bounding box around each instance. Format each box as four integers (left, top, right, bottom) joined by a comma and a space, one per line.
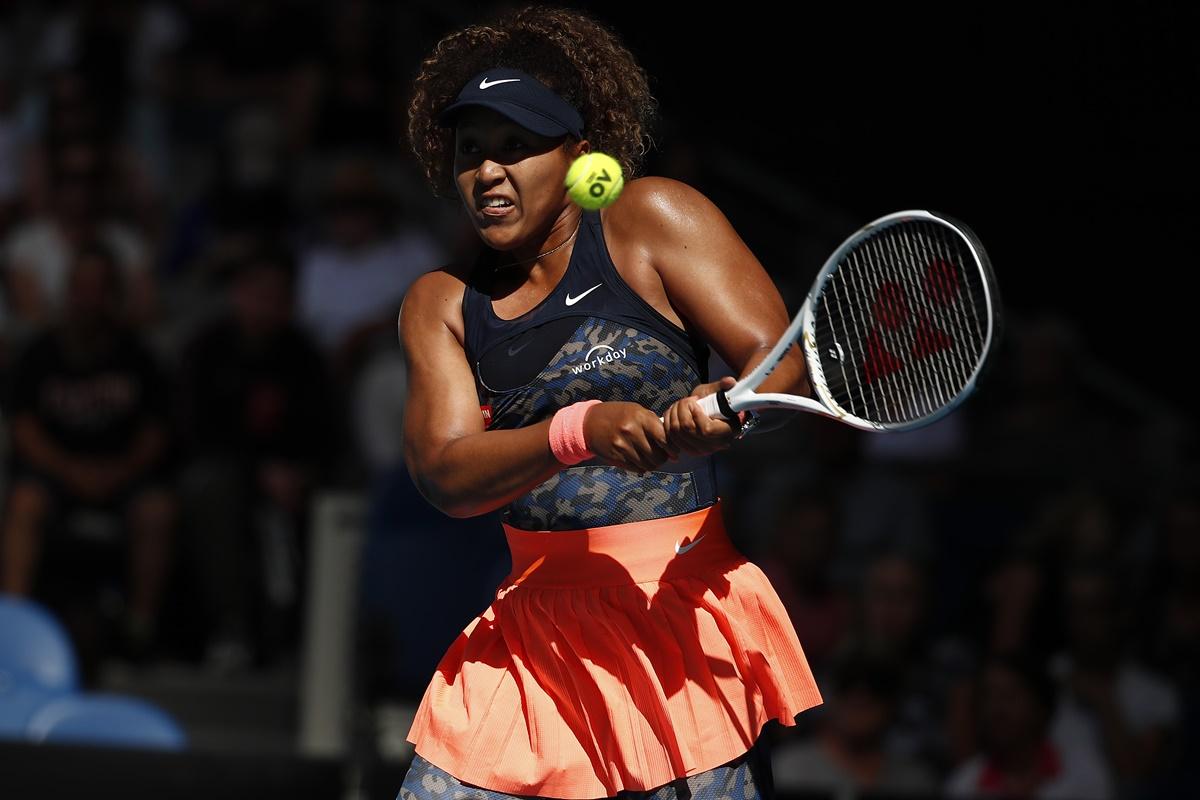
480, 78, 521, 89
674, 535, 706, 555
565, 284, 602, 306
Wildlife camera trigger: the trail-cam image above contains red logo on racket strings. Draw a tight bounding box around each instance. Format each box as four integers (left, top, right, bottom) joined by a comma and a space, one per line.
862, 262, 960, 384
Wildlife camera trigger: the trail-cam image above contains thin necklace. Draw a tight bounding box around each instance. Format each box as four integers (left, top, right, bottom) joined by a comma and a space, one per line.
491, 216, 582, 272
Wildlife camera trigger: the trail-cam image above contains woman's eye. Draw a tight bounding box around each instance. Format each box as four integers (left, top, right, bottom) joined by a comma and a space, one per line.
506, 139, 526, 150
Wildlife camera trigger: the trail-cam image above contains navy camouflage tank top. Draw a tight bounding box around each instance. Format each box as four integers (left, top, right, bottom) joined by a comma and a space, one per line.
461, 209, 717, 531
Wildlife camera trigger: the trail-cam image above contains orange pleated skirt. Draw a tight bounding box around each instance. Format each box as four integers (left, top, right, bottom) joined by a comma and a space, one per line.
406, 501, 823, 799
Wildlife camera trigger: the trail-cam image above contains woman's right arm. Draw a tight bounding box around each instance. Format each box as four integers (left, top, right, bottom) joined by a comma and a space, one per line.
399, 270, 672, 519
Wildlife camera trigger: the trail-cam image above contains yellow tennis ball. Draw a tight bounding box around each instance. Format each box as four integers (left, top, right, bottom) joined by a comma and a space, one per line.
565, 152, 624, 210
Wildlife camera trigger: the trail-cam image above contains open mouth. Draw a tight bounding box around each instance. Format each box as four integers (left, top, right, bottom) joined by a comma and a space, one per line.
479, 197, 515, 216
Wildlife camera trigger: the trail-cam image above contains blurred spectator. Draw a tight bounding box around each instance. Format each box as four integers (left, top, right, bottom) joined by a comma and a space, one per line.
774, 651, 937, 799
351, 343, 408, 475
1146, 556, 1200, 796
947, 654, 1112, 799
161, 106, 294, 291
1145, 484, 1200, 689
19, 56, 162, 231
172, 0, 320, 152
1150, 581, 1200, 688
833, 463, 935, 590
296, 158, 440, 380
178, 244, 334, 671
310, 0, 398, 152
1049, 564, 1180, 793
846, 554, 974, 770
0, 71, 23, 238
980, 554, 1055, 658
0, 242, 174, 662
1018, 486, 1124, 568
967, 315, 1126, 505
856, 556, 927, 658
31, 2, 137, 124
939, 552, 1057, 765
759, 487, 851, 673
1147, 481, 1200, 603
2, 136, 156, 328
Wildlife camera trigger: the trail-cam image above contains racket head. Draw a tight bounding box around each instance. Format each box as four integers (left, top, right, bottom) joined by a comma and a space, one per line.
801, 209, 1002, 431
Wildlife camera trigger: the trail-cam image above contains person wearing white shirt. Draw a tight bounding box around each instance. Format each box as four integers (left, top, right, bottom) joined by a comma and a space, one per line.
1050, 566, 1180, 793
296, 160, 441, 373
946, 655, 1112, 800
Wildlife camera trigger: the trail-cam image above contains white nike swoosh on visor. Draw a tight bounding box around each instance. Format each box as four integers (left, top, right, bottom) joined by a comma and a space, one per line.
480, 78, 521, 89
674, 535, 706, 555
565, 284, 602, 306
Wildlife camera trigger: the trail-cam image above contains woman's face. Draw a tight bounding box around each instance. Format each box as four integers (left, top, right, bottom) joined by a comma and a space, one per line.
453, 106, 585, 251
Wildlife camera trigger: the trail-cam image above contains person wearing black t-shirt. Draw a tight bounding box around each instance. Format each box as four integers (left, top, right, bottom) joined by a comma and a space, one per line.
178, 246, 334, 669
1, 243, 174, 657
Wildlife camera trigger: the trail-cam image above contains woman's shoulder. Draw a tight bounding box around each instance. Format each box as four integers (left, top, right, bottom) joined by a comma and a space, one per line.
405, 263, 471, 298
604, 175, 728, 245
608, 174, 716, 214
397, 263, 475, 346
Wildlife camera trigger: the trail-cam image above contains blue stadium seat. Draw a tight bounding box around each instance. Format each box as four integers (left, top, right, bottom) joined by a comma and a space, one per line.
25, 693, 188, 750
0, 596, 80, 693
0, 686, 61, 740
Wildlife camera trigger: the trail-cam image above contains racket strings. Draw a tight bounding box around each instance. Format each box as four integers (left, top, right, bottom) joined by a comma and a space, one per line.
916, 220, 985, 390
876, 223, 986, 419
812, 219, 991, 426
867, 233, 948, 414
886, 227, 964, 404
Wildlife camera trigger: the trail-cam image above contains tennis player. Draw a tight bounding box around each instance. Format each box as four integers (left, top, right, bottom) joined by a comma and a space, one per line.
397, 7, 822, 800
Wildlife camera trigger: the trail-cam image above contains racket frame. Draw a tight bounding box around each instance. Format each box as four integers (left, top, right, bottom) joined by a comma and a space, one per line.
698, 209, 1000, 432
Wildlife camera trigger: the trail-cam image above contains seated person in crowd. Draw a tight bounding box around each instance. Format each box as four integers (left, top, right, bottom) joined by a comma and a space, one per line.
178, 244, 334, 670
296, 159, 441, 379
946, 654, 1112, 800
3, 137, 156, 329
1050, 564, 1180, 794
758, 488, 852, 675
840, 553, 976, 772
774, 651, 937, 799
1, 243, 173, 662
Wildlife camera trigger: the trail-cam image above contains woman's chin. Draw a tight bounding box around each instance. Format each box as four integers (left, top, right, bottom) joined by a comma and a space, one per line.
477, 223, 524, 251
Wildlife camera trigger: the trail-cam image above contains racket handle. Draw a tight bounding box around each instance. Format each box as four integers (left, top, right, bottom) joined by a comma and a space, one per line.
697, 392, 724, 419
657, 392, 729, 424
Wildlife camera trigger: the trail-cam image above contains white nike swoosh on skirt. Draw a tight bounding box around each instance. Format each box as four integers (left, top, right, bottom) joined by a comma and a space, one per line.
674, 535, 706, 555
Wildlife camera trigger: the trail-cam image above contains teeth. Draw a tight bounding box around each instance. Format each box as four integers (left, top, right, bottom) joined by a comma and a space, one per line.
482, 198, 512, 207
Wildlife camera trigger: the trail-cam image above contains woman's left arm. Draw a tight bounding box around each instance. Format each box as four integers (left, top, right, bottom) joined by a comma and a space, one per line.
617, 177, 809, 455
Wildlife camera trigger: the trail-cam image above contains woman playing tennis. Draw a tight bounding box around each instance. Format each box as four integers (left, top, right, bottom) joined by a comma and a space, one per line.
398, 6, 822, 799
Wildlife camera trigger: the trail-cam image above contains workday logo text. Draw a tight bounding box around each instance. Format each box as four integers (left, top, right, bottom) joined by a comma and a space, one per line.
571, 344, 628, 374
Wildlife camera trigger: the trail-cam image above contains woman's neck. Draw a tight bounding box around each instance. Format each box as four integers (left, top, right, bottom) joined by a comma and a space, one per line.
493, 207, 583, 272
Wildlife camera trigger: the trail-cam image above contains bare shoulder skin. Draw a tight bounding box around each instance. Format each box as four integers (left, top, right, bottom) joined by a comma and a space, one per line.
398, 264, 564, 517
602, 176, 809, 453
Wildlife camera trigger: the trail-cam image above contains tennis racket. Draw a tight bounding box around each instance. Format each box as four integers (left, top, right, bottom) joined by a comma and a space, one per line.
695, 209, 1001, 432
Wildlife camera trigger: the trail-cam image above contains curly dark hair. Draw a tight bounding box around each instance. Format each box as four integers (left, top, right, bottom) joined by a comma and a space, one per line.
407, 5, 659, 201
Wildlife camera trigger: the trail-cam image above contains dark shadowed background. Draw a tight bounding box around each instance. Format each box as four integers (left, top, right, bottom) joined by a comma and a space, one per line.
0, 2, 1194, 799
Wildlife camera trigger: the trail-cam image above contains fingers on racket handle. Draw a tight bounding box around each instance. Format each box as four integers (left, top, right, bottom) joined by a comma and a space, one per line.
697, 391, 724, 419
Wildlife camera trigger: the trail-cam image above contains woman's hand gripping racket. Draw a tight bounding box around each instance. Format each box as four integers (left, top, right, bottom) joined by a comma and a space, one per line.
693, 209, 1002, 432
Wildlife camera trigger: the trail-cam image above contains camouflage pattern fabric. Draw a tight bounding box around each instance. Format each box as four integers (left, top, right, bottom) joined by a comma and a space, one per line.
398, 737, 775, 800
482, 318, 715, 530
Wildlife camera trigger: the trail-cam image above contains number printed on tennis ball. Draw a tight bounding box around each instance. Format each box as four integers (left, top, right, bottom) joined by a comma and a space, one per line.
565, 152, 624, 210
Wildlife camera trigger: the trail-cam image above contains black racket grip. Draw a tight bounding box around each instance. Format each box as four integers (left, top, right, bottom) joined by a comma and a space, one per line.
713, 390, 743, 433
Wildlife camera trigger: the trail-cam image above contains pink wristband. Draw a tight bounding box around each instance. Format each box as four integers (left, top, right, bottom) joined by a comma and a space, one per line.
548, 399, 601, 465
